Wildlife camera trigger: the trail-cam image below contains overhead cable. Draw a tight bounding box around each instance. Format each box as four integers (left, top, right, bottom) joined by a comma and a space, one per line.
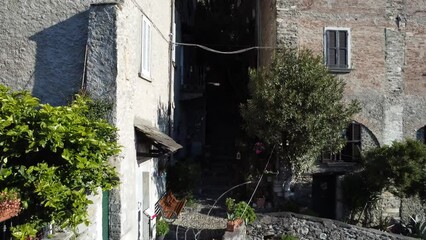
174, 42, 276, 54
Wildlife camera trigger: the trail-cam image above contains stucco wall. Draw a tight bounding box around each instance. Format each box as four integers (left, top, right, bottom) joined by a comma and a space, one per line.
273, 0, 426, 146
0, 0, 109, 105
86, 0, 173, 239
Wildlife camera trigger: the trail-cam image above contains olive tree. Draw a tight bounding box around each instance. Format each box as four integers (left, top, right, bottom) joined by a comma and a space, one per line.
241, 49, 359, 176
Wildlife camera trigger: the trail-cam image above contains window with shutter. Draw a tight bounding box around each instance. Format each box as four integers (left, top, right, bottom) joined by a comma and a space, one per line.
324, 27, 351, 72
140, 15, 152, 79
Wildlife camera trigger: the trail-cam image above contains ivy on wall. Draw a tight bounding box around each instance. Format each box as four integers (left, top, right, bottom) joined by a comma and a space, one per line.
0, 85, 120, 238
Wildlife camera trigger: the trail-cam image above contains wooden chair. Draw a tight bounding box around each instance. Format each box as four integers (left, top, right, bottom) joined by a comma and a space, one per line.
154, 191, 187, 223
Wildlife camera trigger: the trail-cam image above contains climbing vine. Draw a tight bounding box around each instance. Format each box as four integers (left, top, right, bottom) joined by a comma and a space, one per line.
0, 85, 120, 237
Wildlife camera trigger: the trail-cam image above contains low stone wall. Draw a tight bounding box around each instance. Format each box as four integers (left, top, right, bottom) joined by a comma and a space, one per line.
247, 212, 417, 240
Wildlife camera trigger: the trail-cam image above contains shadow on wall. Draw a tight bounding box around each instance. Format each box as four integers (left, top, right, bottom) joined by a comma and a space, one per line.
29, 11, 89, 106
157, 102, 171, 134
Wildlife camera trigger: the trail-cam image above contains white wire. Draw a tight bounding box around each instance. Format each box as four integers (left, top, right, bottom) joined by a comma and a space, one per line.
174, 42, 276, 54
242, 145, 276, 219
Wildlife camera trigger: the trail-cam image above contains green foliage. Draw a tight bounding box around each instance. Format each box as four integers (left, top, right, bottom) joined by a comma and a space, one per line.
11, 220, 41, 240
156, 219, 170, 236
225, 198, 256, 224
342, 140, 426, 224
341, 172, 372, 213
240, 49, 359, 175
0, 85, 120, 236
281, 235, 299, 240
362, 139, 426, 199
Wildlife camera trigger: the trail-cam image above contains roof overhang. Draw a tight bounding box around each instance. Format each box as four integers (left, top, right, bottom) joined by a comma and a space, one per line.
134, 117, 182, 157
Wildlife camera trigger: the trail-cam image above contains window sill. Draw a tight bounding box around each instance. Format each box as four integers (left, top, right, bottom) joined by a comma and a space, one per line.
138, 72, 152, 82
328, 68, 352, 74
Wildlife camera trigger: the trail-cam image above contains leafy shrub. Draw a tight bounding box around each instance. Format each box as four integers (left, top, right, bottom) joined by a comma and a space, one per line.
0, 86, 120, 236
156, 219, 170, 236
226, 198, 256, 224
363, 139, 426, 199
342, 139, 426, 225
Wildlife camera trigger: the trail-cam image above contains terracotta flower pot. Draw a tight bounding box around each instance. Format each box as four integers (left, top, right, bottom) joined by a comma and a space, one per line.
226, 218, 243, 232
0, 198, 21, 222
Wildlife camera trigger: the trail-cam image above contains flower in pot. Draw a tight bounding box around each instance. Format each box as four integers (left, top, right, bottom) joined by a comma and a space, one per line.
156, 219, 170, 240
225, 198, 256, 232
0, 188, 21, 222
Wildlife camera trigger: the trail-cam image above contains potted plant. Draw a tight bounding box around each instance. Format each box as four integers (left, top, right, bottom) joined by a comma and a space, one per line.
225, 198, 256, 232
156, 219, 169, 240
0, 188, 21, 223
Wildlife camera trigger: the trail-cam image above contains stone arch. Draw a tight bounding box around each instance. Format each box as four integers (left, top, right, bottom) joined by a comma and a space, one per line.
344, 121, 380, 161
356, 121, 380, 151
352, 116, 382, 147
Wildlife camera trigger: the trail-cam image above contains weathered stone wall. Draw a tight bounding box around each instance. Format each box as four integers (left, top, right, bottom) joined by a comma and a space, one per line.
0, 0, 108, 105
247, 212, 418, 240
361, 125, 380, 152
258, 0, 276, 67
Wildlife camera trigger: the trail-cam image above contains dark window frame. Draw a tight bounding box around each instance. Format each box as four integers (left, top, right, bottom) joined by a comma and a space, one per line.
324, 28, 351, 73
321, 122, 361, 163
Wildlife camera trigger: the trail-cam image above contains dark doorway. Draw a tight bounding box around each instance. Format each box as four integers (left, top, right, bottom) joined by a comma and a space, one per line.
312, 174, 337, 219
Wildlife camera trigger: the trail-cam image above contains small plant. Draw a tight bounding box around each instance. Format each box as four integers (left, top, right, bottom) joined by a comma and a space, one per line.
11, 221, 40, 240
156, 219, 170, 236
225, 198, 256, 224
281, 234, 299, 240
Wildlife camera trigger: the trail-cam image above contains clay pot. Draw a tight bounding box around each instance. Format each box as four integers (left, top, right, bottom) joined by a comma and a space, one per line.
226, 218, 243, 232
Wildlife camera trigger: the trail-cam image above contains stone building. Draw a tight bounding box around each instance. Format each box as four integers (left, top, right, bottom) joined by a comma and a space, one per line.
1, 0, 181, 239
258, 0, 426, 222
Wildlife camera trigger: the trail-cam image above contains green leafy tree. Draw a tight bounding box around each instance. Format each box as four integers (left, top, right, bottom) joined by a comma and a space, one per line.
362, 139, 426, 200
241, 49, 359, 175
0, 85, 120, 237
342, 139, 426, 224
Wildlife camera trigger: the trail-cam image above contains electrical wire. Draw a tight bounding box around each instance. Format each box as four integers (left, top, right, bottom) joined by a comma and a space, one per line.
131, 0, 278, 55
241, 145, 276, 218
174, 42, 276, 54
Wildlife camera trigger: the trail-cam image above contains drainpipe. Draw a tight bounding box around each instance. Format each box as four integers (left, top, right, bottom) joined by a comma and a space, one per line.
168, 0, 175, 137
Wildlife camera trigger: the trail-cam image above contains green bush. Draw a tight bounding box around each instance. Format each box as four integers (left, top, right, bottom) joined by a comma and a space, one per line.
0, 86, 120, 236
226, 198, 256, 224
156, 219, 170, 236
342, 139, 426, 225
363, 139, 426, 199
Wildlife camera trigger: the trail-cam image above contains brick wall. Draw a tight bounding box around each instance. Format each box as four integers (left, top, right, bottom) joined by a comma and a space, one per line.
273, 0, 426, 145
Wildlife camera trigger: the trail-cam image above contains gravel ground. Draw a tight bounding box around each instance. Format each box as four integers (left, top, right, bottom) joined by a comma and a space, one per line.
164, 199, 228, 240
